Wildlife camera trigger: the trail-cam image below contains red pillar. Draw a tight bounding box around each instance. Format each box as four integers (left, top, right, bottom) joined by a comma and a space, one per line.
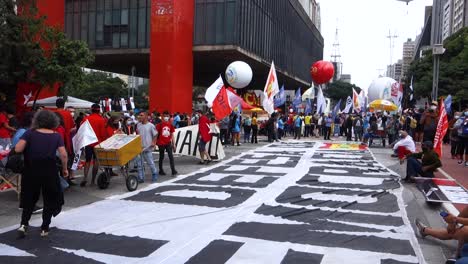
37, 0, 64, 28
150, 0, 194, 114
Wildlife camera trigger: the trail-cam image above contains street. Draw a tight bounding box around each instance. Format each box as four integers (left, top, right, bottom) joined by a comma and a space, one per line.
0, 140, 458, 263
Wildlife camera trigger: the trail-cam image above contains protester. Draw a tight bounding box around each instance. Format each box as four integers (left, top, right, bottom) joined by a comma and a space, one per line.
243, 115, 252, 143
0, 104, 16, 147
197, 110, 212, 164
390, 130, 416, 164
219, 116, 230, 145
404, 141, 442, 182
324, 113, 333, 140
156, 111, 177, 176
122, 116, 136, 135
267, 113, 277, 142
420, 101, 439, 142
231, 112, 241, 146
250, 112, 258, 144
293, 113, 303, 140
277, 115, 284, 140
345, 114, 353, 141
361, 119, 378, 146
304, 113, 312, 137
75, 112, 84, 129
11, 112, 34, 148
353, 114, 364, 142
81, 104, 107, 187
135, 111, 158, 183
449, 112, 462, 159
15, 110, 68, 238
172, 112, 181, 129
455, 110, 468, 167
386, 115, 397, 145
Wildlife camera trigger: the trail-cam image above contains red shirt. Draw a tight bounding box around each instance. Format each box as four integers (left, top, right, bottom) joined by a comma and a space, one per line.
198, 115, 212, 142
54, 109, 75, 153
156, 121, 175, 146
82, 113, 107, 147
0, 113, 10, 139
105, 125, 118, 139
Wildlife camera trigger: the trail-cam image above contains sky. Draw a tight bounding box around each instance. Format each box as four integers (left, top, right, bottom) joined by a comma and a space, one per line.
318, 0, 434, 91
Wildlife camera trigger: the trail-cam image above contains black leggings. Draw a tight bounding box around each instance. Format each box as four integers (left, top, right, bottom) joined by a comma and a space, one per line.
158, 144, 176, 172
457, 137, 468, 157
21, 207, 54, 231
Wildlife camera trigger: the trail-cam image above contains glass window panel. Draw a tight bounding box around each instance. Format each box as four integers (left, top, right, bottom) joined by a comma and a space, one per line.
225, 1, 235, 43
112, 10, 120, 25
97, 0, 104, 10
66, 0, 73, 12
113, 0, 120, 9
121, 0, 128, 8
105, 0, 111, 9
146, 6, 150, 47
129, 8, 137, 48
65, 12, 73, 38
137, 7, 146, 48
89, 0, 96, 11
81, 0, 88, 11
88, 11, 96, 48
74, 0, 80, 12
121, 9, 128, 25
104, 10, 111, 25
138, 0, 146, 7
96, 11, 104, 46
205, 3, 215, 43
121, 32, 128, 47
215, 2, 224, 44
81, 13, 88, 41
104, 28, 112, 46
112, 32, 120, 48
130, 0, 138, 8
73, 13, 80, 40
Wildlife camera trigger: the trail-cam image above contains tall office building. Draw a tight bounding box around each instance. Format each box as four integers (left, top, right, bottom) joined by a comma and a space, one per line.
386, 60, 403, 81
402, 39, 415, 78
39, 0, 324, 112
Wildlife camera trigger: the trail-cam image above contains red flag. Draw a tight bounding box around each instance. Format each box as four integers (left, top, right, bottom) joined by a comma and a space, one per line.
212, 87, 232, 120
434, 99, 449, 157
16, 82, 59, 116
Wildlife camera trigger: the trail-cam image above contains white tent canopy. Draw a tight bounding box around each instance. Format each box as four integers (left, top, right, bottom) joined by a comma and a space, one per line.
26, 96, 93, 109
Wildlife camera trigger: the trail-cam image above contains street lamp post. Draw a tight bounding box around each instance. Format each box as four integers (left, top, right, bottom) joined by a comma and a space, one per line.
430, 0, 444, 101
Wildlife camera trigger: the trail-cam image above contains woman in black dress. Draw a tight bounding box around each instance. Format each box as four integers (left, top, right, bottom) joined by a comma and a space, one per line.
15, 110, 68, 238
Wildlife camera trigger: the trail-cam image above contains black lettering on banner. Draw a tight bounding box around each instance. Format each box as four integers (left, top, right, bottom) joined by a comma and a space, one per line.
223, 222, 416, 256
280, 249, 324, 264
124, 185, 256, 208
253, 150, 305, 156
297, 175, 400, 190
193, 132, 200, 156
179, 130, 193, 154
241, 154, 301, 162
307, 166, 391, 178
255, 204, 404, 227
276, 186, 399, 213
226, 156, 298, 167
267, 142, 315, 149
208, 166, 286, 177
186, 240, 243, 264
207, 134, 221, 159
175, 172, 278, 188
0, 227, 167, 264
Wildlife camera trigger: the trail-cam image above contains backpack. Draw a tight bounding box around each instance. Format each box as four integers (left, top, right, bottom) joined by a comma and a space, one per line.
410, 117, 417, 129
5, 150, 24, 173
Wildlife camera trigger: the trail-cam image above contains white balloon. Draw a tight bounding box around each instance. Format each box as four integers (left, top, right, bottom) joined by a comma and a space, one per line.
225, 61, 253, 89
368, 77, 397, 102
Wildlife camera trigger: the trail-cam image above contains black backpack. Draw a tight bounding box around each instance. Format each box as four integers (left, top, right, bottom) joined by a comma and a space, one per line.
5, 150, 24, 173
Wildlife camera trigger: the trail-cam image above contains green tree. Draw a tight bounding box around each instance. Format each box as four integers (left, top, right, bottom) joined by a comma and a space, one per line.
0, 0, 93, 106
67, 72, 128, 103
408, 27, 468, 109
324, 81, 361, 104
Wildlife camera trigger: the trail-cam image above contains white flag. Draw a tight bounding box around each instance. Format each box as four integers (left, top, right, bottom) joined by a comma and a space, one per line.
204, 76, 224, 106
121, 98, 127, 112
71, 120, 98, 170
343, 96, 353, 113
316, 86, 326, 114
262, 61, 280, 114
129, 97, 135, 110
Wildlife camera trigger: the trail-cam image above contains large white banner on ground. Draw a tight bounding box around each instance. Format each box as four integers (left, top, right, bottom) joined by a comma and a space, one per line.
173, 125, 225, 160
0, 141, 423, 263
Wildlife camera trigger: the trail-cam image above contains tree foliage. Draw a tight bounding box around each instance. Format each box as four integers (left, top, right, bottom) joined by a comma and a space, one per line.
0, 0, 93, 105
67, 72, 128, 102
324, 81, 361, 103
408, 27, 468, 109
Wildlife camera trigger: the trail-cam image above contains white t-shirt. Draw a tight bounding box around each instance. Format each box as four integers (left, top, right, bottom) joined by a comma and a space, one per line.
393, 135, 416, 152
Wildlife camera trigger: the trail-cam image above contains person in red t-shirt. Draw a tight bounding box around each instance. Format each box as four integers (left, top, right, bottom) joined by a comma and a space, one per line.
156, 111, 177, 176
197, 110, 212, 164
80, 104, 107, 187
0, 104, 17, 147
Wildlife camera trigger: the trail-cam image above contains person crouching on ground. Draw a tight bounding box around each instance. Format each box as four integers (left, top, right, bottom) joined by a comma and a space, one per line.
156, 111, 177, 176
404, 141, 442, 182
15, 110, 69, 238
390, 130, 416, 164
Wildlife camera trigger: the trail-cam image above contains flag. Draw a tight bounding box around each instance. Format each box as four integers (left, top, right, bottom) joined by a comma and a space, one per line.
212, 86, 232, 120
274, 85, 286, 107
409, 76, 414, 101
316, 86, 326, 114
262, 61, 280, 114
343, 96, 353, 113
292, 88, 302, 112
305, 98, 312, 114
129, 97, 135, 109
352, 88, 361, 113
302, 85, 314, 101
397, 82, 403, 107
204, 76, 224, 105
444, 95, 452, 115
332, 99, 342, 118
121, 98, 127, 112
71, 120, 98, 170
434, 99, 449, 157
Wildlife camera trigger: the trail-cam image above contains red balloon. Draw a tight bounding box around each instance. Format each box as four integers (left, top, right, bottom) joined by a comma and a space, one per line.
310, 61, 335, 84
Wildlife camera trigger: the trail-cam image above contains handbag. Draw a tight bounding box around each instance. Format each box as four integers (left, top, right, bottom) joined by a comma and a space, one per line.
5, 150, 24, 173
59, 176, 69, 191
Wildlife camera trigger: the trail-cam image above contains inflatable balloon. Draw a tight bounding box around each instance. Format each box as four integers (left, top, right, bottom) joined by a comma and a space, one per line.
367, 77, 397, 103
225, 61, 253, 89
310, 61, 334, 84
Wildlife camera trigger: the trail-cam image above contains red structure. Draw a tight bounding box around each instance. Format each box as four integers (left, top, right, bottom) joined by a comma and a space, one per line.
37, 0, 64, 28
150, 0, 194, 113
